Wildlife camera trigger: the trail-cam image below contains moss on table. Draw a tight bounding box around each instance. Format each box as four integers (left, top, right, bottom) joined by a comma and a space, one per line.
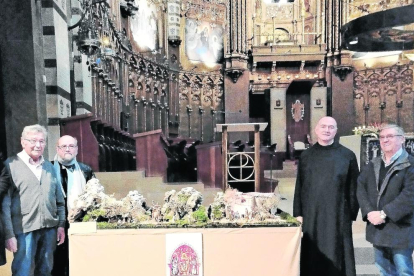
95, 211, 300, 229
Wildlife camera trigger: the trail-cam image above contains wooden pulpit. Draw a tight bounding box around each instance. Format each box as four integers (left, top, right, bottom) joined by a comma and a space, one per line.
216, 123, 268, 192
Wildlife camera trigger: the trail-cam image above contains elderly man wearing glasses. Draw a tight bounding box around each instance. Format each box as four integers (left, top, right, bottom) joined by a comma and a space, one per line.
1, 124, 66, 276
52, 135, 95, 276
358, 124, 414, 276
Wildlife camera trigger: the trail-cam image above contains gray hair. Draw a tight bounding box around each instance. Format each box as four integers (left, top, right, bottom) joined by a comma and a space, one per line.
379, 124, 405, 136
21, 124, 48, 139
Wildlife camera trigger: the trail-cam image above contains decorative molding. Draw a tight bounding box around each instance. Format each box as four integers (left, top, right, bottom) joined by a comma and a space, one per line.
333, 65, 353, 81
181, 0, 226, 23
265, 4, 293, 21
225, 69, 244, 83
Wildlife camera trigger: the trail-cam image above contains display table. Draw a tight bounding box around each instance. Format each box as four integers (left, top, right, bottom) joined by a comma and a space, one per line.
69, 226, 301, 276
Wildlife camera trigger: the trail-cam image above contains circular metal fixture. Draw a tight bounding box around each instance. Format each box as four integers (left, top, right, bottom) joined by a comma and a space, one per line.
342, 5, 414, 52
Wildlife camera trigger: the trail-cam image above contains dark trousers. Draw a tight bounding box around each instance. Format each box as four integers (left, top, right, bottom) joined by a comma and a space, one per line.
51, 225, 69, 276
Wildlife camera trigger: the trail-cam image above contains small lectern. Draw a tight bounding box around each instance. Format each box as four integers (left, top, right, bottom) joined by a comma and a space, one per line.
216, 123, 268, 192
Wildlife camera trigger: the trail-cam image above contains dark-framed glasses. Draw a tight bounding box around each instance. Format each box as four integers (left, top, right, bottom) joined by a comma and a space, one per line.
58, 144, 77, 150
379, 134, 403, 140
24, 139, 46, 146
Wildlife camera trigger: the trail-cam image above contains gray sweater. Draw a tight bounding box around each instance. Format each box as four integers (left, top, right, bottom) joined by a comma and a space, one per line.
1, 156, 65, 239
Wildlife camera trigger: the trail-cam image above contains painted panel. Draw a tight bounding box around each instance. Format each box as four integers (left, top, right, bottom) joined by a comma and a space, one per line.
131, 0, 158, 50
185, 19, 223, 66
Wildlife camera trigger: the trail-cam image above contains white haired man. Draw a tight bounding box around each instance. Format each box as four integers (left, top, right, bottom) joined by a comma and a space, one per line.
2, 124, 65, 276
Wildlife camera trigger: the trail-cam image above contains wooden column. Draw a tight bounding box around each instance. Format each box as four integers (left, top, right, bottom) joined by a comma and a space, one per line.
254, 124, 260, 192
222, 125, 228, 191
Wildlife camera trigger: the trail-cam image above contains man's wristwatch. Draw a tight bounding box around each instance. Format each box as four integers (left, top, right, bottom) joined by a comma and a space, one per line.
380, 210, 387, 220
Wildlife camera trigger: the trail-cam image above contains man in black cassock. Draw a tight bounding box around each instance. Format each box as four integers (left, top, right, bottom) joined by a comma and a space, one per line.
293, 116, 360, 276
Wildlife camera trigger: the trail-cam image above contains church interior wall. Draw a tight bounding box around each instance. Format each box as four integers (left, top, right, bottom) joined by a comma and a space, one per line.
72, 0, 93, 116
42, 0, 73, 159
331, 69, 356, 137
352, 61, 413, 131
0, 0, 413, 176
0, 0, 49, 157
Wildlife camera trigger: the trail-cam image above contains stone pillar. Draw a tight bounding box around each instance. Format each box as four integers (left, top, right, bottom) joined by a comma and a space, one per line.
0, 0, 47, 156
224, 0, 250, 141
310, 87, 327, 142
42, 0, 72, 159
269, 88, 287, 152
332, 65, 355, 136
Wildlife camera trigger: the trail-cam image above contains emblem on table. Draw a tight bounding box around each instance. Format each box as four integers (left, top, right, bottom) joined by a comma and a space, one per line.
168, 245, 200, 276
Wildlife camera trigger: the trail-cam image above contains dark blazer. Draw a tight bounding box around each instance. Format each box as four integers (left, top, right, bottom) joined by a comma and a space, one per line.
0, 153, 10, 266
52, 161, 95, 191
357, 150, 414, 248
51, 160, 95, 276
51, 161, 95, 214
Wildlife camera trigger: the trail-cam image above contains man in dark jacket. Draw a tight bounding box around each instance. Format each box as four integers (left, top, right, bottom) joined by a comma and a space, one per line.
52, 135, 95, 276
357, 124, 414, 276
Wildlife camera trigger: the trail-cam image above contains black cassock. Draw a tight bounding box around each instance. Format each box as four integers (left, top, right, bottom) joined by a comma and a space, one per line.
293, 141, 359, 276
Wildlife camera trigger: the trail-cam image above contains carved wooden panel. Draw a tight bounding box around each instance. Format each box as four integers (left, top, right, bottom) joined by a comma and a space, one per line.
354, 63, 414, 130
178, 73, 224, 141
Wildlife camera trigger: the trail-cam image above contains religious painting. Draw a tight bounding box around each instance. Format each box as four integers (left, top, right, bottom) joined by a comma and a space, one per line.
185, 19, 223, 66
166, 233, 203, 276
130, 0, 158, 50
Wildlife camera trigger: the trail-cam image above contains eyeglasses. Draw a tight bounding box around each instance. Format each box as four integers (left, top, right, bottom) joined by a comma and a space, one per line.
24, 139, 46, 146
379, 134, 403, 140
58, 145, 77, 150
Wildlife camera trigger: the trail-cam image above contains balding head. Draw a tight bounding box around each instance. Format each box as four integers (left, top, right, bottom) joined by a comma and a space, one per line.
56, 135, 78, 163
315, 116, 338, 146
